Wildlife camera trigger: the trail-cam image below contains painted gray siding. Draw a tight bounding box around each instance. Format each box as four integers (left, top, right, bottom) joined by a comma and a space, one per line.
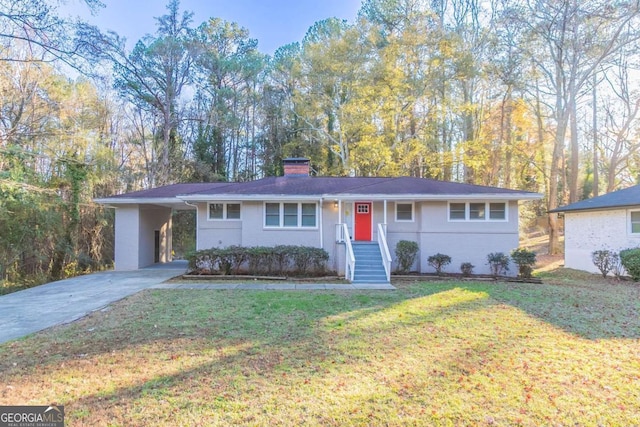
114, 205, 140, 270
138, 206, 172, 268
195, 198, 522, 276
196, 202, 242, 249
385, 201, 520, 275
114, 205, 172, 270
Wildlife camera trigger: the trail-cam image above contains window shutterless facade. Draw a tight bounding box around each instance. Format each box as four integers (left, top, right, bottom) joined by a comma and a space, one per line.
395, 202, 414, 221
448, 202, 507, 221
208, 202, 241, 220
264, 202, 317, 228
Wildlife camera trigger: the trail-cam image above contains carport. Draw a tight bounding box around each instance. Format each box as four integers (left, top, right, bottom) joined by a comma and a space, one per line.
95, 183, 223, 270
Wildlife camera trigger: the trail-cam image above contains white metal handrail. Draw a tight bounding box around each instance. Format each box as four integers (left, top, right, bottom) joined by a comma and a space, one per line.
377, 223, 392, 283
337, 223, 355, 282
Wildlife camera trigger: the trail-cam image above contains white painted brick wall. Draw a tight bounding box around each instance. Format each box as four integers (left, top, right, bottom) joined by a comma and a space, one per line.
564, 209, 640, 274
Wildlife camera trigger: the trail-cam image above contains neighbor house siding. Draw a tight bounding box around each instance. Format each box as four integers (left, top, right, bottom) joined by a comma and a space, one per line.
564, 208, 640, 274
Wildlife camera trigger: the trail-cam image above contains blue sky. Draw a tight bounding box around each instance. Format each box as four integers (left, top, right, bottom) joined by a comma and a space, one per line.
64, 0, 362, 54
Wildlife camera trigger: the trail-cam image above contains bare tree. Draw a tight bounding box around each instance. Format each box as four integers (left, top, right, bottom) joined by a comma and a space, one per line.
520, 0, 640, 254
0, 0, 101, 70
598, 58, 640, 191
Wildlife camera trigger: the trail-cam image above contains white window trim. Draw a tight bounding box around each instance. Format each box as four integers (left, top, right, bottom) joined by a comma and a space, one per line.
629, 210, 640, 235
447, 201, 509, 222
263, 202, 319, 229
395, 202, 415, 222
207, 202, 242, 221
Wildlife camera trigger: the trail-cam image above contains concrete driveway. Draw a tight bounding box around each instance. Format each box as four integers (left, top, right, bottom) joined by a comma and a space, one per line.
0, 261, 187, 344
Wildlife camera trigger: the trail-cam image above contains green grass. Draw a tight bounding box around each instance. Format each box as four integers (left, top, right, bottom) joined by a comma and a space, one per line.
1, 270, 639, 426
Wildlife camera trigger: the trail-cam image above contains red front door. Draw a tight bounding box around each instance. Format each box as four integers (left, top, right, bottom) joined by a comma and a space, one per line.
354, 202, 372, 241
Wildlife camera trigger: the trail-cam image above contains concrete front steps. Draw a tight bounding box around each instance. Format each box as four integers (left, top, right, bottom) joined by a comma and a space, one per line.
352, 242, 390, 285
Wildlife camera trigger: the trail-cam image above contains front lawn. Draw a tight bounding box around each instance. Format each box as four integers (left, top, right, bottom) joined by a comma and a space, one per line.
1, 270, 639, 426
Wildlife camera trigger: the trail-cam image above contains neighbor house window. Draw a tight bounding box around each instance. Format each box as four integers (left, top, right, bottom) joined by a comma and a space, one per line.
396, 203, 414, 221
208, 202, 241, 220
449, 202, 507, 221
631, 211, 640, 233
264, 202, 317, 228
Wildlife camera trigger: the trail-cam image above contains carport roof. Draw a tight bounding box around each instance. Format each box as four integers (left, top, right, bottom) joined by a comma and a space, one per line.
95, 176, 541, 205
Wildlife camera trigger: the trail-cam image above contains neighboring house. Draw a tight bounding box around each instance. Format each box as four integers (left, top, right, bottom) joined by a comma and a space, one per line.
550, 185, 640, 274
95, 158, 541, 283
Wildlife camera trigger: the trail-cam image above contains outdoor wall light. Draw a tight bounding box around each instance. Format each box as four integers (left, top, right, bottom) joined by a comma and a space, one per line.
334, 200, 339, 208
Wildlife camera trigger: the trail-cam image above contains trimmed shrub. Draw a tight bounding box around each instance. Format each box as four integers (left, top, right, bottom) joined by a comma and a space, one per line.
187, 245, 330, 277
511, 248, 537, 279
487, 252, 510, 277
247, 246, 271, 275
460, 262, 474, 277
427, 253, 451, 275
395, 240, 419, 273
591, 249, 617, 278
270, 245, 290, 275
619, 248, 640, 281
188, 249, 219, 273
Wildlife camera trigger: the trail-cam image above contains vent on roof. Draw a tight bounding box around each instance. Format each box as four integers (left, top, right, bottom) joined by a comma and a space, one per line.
283, 157, 310, 176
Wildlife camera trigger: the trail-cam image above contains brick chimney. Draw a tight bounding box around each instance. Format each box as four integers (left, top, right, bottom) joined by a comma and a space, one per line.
283, 158, 310, 176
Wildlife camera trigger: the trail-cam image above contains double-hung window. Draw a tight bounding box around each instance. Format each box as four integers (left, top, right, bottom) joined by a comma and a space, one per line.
208, 202, 241, 220
264, 202, 317, 228
449, 202, 507, 221
396, 203, 414, 221
630, 211, 640, 234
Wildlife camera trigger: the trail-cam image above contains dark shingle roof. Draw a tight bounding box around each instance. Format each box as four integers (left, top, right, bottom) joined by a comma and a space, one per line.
99, 176, 539, 201
550, 184, 640, 213
105, 183, 232, 199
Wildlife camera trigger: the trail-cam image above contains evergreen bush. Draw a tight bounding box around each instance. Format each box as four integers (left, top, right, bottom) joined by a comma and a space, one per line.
460, 262, 475, 277
187, 245, 330, 277
511, 248, 537, 279
427, 253, 451, 275
619, 248, 640, 281
395, 240, 419, 273
487, 252, 510, 277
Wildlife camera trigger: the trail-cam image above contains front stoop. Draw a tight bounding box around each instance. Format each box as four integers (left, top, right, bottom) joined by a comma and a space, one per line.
351, 242, 391, 285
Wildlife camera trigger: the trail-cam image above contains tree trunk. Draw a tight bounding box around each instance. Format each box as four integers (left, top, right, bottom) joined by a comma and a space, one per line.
568, 91, 580, 203
592, 72, 599, 197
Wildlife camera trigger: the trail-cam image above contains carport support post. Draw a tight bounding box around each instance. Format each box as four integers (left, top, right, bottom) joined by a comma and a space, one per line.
114, 205, 173, 270
114, 205, 141, 270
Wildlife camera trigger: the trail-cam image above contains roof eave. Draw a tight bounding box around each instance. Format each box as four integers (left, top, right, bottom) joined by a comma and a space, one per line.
179, 192, 543, 201
331, 193, 542, 201
94, 197, 186, 205
551, 203, 640, 213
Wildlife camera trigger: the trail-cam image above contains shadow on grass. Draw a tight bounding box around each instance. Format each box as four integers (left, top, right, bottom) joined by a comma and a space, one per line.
456, 272, 640, 340
2, 279, 639, 424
